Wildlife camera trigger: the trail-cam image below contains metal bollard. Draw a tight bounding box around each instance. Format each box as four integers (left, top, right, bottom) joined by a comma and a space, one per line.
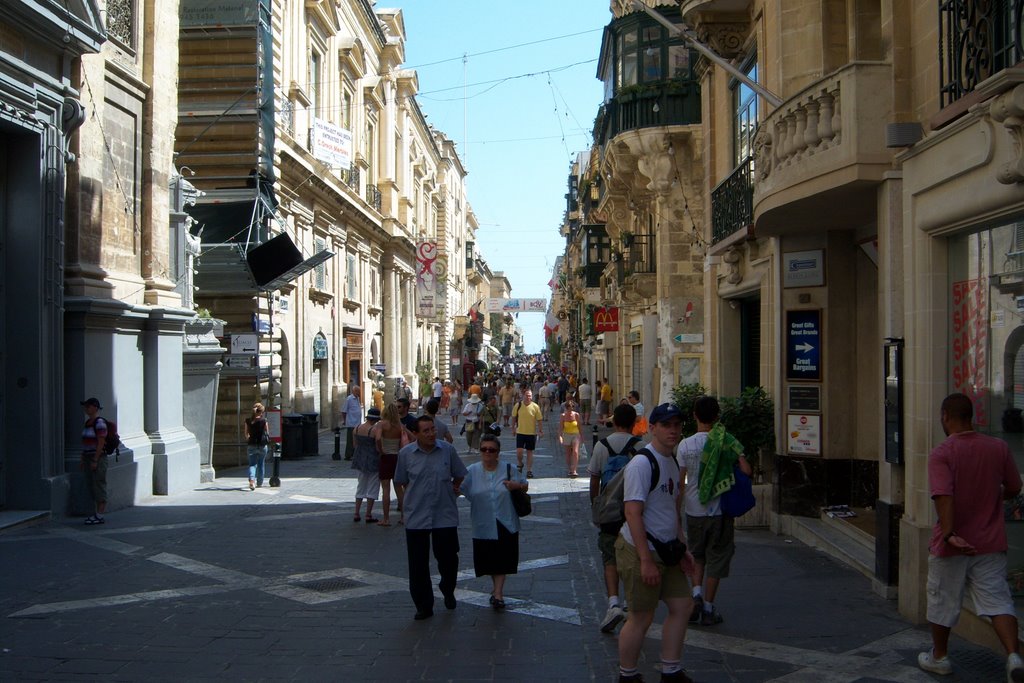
333, 427, 342, 460
269, 444, 281, 487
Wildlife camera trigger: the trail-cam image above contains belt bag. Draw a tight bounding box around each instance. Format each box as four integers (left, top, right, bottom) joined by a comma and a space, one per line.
646, 533, 687, 566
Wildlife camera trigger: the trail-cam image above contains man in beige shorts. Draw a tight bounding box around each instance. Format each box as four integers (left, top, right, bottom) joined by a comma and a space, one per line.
615, 403, 695, 683
918, 393, 1024, 680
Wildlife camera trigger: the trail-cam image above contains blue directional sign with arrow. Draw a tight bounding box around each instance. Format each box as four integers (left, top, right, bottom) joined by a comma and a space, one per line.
786, 310, 821, 381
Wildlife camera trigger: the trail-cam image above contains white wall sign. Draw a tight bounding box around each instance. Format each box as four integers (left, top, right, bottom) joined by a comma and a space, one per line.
783, 249, 825, 288
231, 334, 258, 354
787, 413, 821, 455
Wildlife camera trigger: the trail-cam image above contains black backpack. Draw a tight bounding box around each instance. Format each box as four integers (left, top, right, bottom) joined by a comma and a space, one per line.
98, 417, 122, 460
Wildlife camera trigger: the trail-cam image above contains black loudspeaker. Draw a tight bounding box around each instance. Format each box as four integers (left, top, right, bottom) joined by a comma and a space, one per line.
246, 233, 303, 288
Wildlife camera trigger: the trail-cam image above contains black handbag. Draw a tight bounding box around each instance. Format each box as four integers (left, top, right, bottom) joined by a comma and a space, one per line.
506, 464, 532, 517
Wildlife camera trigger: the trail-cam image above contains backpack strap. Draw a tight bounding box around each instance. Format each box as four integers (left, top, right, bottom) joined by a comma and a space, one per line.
599, 437, 612, 453
636, 447, 660, 493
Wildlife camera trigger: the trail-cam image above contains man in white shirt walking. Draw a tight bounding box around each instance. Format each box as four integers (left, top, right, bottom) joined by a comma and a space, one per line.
616, 403, 695, 683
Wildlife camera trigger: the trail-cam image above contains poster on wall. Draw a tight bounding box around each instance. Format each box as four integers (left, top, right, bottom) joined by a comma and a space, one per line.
415, 241, 438, 318
951, 278, 989, 427
787, 414, 821, 455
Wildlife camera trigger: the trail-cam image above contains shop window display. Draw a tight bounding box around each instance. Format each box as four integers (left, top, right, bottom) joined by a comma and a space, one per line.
950, 221, 1024, 598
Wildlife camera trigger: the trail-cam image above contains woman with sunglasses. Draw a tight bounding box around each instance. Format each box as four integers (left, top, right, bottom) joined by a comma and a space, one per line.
458, 434, 528, 609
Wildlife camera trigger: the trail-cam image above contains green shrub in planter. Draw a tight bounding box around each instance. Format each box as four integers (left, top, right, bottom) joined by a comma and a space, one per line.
670, 382, 708, 437
719, 386, 774, 471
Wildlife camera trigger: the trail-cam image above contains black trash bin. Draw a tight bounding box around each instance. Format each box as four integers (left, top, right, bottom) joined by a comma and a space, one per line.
301, 412, 319, 457
281, 414, 304, 460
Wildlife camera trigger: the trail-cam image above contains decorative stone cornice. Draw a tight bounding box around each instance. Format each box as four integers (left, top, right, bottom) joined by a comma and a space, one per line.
989, 84, 1024, 184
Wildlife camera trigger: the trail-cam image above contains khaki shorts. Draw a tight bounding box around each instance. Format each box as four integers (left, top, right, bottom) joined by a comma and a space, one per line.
926, 552, 1015, 627
686, 514, 735, 578
615, 535, 690, 613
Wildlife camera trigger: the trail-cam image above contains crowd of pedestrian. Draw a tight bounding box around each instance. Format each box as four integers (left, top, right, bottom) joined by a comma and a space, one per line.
77, 347, 1024, 683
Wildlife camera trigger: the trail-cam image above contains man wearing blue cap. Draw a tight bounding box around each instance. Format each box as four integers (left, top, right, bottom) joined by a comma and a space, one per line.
616, 403, 695, 683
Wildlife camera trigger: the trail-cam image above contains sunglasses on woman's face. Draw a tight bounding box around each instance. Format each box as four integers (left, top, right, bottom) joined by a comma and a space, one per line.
479, 447, 499, 453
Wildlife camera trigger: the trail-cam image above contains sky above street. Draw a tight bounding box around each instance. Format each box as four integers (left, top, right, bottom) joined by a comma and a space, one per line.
392, 1, 610, 352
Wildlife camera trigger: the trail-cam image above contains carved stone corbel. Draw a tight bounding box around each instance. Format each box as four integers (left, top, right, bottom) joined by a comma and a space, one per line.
622, 131, 676, 197
694, 20, 751, 61
723, 245, 743, 285
990, 84, 1024, 184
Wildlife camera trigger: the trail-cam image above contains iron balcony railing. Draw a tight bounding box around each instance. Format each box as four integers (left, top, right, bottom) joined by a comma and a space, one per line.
625, 233, 656, 276
939, 0, 1024, 108
593, 80, 701, 148
365, 183, 382, 211
711, 155, 754, 245
343, 166, 360, 191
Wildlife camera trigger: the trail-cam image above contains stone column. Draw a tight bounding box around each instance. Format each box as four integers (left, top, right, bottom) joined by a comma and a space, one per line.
145, 307, 202, 495
141, 0, 183, 307
382, 262, 399, 374
183, 317, 225, 483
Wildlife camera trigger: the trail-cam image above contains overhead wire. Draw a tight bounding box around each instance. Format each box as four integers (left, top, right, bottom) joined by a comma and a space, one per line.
403, 27, 604, 69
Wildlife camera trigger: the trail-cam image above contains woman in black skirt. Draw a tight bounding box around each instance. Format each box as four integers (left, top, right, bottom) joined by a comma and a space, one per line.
459, 434, 529, 608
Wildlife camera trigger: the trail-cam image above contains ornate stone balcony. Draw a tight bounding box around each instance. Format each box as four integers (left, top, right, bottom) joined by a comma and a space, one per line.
752, 62, 894, 234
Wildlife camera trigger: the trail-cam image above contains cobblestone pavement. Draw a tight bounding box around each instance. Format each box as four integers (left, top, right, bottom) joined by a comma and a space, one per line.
0, 409, 1006, 681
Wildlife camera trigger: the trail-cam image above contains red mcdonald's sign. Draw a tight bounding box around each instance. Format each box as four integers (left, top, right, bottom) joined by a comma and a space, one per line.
593, 306, 620, 332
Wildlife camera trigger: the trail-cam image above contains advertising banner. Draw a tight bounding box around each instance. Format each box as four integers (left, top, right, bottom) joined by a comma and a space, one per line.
310, 118, 352, 170
592, 306, 620, 332
486, 298, 547, 313
415, 241, 438, 318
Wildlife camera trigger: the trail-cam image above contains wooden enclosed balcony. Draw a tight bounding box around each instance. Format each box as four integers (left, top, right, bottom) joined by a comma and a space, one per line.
752, 62, 894, 235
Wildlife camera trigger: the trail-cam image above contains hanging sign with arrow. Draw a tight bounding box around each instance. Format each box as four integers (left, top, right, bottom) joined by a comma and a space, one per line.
786, 309, 822, 381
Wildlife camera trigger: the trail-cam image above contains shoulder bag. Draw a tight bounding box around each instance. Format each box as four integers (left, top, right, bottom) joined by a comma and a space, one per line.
506, 463, 532, 517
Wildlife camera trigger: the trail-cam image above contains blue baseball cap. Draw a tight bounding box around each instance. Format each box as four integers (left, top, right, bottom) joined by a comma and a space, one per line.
649, 403, 683, 424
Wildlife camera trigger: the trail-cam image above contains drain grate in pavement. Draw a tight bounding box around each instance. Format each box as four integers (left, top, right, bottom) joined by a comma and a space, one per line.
297, 577, 363, 593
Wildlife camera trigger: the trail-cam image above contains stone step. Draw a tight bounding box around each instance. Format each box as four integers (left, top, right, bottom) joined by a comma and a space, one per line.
0, 509, 49, 534
789, 516, 874, 581
819, 509, 874, 552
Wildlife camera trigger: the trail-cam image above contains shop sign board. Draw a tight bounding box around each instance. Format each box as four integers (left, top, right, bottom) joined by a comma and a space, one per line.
786, 309, 821, 381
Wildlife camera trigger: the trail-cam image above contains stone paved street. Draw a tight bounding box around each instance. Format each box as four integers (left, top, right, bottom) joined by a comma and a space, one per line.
0, 411, 1008, 681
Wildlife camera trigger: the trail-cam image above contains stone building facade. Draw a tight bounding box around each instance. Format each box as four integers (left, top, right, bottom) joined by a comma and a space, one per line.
562, 3, 706, 409
587, 0, 1024, 650
0, 0, 212, 516
176, 0, 479, 471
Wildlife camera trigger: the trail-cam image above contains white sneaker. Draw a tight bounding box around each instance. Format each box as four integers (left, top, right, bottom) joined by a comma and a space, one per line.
1008, 652, 1024, 682
917, 650, 952, 676
600, 604, 625, 633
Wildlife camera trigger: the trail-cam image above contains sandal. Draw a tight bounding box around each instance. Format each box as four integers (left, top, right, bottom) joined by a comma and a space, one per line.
489, 595, 506, 610
364, 517, 379, 524
84, 515, 105, 525
377, 520, 391, 527
353, 515, 361, 523
527, 471, 534, 479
